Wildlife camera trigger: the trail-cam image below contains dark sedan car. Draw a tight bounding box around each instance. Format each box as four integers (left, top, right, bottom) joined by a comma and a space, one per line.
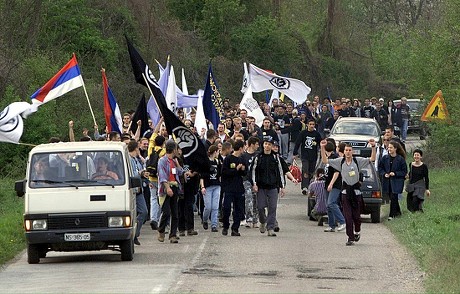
307, 164, 382, 223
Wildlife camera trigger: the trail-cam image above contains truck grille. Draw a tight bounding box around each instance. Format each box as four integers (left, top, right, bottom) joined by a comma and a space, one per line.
48, 213, 107, 230
341, 141, 367, 148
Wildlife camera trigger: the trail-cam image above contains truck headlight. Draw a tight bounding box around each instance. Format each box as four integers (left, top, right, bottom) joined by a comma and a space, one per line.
25, 219, 48, 231
108, 217, 124, 228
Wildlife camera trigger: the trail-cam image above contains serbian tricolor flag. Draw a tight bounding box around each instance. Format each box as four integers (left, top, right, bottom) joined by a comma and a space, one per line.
30, 53, 84, 105
101, 69, 123, 134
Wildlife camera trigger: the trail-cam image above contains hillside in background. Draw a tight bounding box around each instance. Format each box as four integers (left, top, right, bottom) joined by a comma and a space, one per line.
0, 0, 459, 173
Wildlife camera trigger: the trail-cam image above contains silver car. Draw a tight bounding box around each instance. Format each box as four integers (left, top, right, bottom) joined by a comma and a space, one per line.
328, 117, 382, 157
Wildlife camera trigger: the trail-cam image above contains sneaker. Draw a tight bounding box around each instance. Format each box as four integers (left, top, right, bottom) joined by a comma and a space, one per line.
245, 221, 252, 228
354, 232, 360, 242
187, 230, 198, 236
231, 230, 241, 236
203, 222, 208, 230
259, 223, 266, 234
274, 226, 280, 232
134, 237, 141, 245
169, 236, 179, 243
179, 231, 186, 237
302, 188, 308, 195
267, 230, 277, 237
252, 223, 259, 228
158, 232, 165, 242
149, 221, 158, 230
240, 220, 247, 227
324, 227, 335, 232
211, 227, 218, 232
388, 217, 393, 221
222, 228, 228, 236
337, 223, 346, 231
346, 240, 354, 246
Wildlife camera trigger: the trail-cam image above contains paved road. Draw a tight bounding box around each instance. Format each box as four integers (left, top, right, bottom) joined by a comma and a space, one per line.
0, 181, 425, 293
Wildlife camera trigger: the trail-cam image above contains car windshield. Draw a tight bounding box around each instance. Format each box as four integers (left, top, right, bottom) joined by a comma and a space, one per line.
331, 121, 379, 137
29, 151, 125, 188
407, 101, 421, 112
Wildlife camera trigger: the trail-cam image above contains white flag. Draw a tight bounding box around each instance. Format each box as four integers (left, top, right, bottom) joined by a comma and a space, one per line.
0, 102, 34, 144
194, 89, 208, 135
240, 62, 249, 93
248, 63, 311, 104
269, 89, 279, 107
182, 68, 192, 119
165, 65, 177, 112
239, 85, 265, 127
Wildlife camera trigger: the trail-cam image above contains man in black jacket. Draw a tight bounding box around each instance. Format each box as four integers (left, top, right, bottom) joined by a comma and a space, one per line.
221, 140, 247, 236
251, 136, 298, 236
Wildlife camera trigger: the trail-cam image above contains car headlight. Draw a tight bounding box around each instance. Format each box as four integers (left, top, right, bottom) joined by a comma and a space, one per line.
25, 219, 48, 231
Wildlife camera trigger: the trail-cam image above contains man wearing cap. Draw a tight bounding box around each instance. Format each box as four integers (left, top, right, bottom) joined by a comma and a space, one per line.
251, 136, 298, 236
293, 118, 323, 195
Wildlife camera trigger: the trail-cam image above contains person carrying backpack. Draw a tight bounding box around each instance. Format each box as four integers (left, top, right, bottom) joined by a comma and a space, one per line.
320, 139, 377, 246
251, 136, 298, 237
146, 135, 166, 230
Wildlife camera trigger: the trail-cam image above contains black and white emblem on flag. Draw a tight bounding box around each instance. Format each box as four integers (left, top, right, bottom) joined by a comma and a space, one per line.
269, 77, 290, 90
144, 66, 160, 88
172, 125, 198, 158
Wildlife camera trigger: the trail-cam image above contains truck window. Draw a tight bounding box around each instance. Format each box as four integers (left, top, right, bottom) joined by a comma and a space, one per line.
29, 151, 125, 188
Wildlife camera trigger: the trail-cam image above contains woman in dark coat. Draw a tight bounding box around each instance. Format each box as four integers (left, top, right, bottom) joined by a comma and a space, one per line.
378, 141, 407, 220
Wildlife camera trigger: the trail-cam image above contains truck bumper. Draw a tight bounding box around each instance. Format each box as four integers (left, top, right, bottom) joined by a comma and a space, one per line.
26, 227, 133, 245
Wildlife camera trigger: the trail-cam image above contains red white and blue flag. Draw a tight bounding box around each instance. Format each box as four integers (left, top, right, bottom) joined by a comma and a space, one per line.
101, 69, 123, 134
30, 53, 84, 104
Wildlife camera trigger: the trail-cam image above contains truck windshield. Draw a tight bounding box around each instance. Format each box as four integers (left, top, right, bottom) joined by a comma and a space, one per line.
29, 151, 126, 188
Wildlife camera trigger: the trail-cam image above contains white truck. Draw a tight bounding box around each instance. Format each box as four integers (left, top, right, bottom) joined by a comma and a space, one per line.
15, 142, 142, 263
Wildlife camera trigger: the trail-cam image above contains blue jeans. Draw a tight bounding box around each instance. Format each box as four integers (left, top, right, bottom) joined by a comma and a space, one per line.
401, 118, 409, 142
136, 193, 148, 238
327, 188, 345, 228
203, 185, 221, 228
149, 182, 161, 223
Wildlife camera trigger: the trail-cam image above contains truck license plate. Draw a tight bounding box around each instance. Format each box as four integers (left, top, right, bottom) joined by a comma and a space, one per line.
64, 233, 90, 241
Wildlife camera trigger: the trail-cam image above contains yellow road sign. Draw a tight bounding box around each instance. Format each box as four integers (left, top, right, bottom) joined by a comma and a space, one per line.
421, 90, 450, 122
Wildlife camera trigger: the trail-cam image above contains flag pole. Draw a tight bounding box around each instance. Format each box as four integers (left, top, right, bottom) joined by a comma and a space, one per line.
141, 73, 163, 118
81, 78, 97, 126
17, 142, 37, 147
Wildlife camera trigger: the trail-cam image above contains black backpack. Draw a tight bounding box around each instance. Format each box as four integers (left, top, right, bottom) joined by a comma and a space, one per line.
146, 149, 162, 177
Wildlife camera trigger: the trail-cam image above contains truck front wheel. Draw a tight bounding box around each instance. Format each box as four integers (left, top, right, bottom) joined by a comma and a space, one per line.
27, 244, 40, 264
120, 239, 134, 261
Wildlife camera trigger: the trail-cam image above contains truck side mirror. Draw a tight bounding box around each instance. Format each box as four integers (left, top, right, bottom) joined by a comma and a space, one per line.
15, 180, 26, 197
129, 177, 142, 189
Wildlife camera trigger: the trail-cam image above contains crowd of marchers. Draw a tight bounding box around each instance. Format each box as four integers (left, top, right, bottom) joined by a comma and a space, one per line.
49, 93, 428, 246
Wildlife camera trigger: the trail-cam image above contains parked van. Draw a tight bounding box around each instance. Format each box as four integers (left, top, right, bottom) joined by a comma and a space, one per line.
15, 142, 142, 264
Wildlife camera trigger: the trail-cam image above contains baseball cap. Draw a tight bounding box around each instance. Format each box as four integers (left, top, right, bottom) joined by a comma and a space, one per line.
263, 135, 274, 144
379, 98, 384, 102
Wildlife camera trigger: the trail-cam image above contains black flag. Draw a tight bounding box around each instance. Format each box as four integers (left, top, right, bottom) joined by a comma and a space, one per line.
129, 94, 149, 137
125, 36, 167, 111
125, 36, 209, 174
